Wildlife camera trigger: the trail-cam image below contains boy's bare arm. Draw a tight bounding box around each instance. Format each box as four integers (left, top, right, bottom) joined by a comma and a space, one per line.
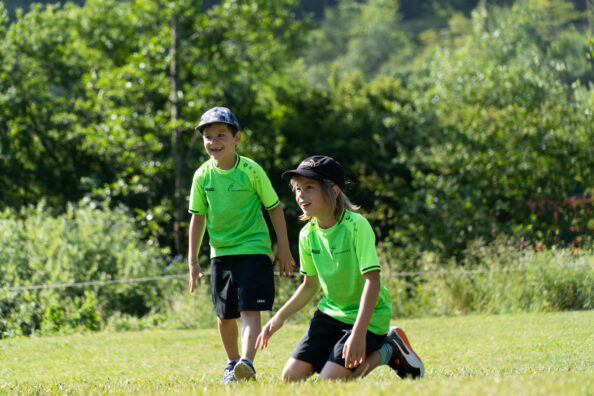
256, 275, 321, 349
188, 214, 206, 293
267, 204, 295, 277
343, 270, 381, 368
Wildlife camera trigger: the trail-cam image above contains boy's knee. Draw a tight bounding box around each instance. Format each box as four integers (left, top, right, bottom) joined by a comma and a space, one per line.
281, 368, 298, 382
281, 370, 292, 382
239, 310, 261, 323
281, 362, 312, 382
282, 370, 311, 382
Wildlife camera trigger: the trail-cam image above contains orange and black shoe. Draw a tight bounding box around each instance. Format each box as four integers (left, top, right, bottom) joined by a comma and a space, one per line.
386, 327, 424, 379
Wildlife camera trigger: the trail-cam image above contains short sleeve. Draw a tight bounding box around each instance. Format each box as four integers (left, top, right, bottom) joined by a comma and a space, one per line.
188, 169, 207, 214
355, 218, 381, 274
250, 163, 279, 210
299, 226, 317, 276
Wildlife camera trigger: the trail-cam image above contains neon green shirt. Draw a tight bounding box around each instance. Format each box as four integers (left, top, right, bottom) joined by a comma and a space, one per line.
188, 154, 280, 258
298, 210, 392, 335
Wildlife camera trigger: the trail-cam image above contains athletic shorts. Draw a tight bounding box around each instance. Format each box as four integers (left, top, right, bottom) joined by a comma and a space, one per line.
290, 310, 387, 373
210, 254, 275, 319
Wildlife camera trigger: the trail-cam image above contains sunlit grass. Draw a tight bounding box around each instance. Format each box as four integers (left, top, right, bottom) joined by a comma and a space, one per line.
1, 310, 592, 395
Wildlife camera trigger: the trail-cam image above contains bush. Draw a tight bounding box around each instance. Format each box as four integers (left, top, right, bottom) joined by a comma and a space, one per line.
1, 202, 590, 338
380, 238, 593, 318
0, 201, 167, 338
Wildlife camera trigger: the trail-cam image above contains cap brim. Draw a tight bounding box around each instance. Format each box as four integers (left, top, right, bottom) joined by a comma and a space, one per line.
194, 123, 208, 132
194, 121, 239, 132
281, 169, 325, 181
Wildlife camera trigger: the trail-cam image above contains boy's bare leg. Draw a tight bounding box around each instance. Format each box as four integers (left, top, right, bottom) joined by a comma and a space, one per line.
350, 350, 381, 378
239, 310, 261, 361
217, 317, 240, 361
319, 361, 351, 380
318, 350, 382, 380
282, 358, 315, 382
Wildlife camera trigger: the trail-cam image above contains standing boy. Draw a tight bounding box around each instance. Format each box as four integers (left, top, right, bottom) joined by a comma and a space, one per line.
187, 106, 295, 383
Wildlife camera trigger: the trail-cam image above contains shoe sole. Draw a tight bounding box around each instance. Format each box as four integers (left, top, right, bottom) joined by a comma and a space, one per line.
392, 327, 424, 378
233, 361, 256, 381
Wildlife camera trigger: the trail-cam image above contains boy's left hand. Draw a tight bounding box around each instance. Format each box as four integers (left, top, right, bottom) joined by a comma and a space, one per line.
188, 262, 204, 293
274, 247, 295, 277
343, 332, 366, 369
256, 315, 285, 350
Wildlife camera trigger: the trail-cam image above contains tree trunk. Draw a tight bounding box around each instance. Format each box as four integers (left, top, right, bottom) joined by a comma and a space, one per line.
586, 0, 594, 34
170, 13, 184, 255
480, 0, 488, 33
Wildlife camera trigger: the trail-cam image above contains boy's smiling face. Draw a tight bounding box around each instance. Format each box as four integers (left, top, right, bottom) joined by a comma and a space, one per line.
292, 175, 336, 227
202, 123, 241, 169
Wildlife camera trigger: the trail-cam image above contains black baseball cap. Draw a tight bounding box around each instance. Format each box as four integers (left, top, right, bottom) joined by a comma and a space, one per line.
281, 155, 345, 189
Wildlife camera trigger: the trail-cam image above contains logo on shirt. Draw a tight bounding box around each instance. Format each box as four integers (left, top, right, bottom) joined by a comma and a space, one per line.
311, 249, 321, 255
331, 245, 350, 255
205, 187, 215, 192
227, 183, 249, 193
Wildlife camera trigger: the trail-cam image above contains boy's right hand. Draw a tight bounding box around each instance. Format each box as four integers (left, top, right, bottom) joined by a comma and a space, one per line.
256, 316, 284, 350
274, 246, 296, 277
188, 261, 204, 293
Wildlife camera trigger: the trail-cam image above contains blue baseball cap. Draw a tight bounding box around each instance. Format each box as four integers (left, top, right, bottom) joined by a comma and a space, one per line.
195, 106, 240, 132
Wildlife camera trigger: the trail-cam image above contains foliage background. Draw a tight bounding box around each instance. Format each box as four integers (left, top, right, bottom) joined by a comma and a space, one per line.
0, 0, 592, 337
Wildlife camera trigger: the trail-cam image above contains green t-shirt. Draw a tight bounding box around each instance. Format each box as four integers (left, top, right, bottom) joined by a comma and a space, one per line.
188, 154, 280, 258
298, 210, 392, 335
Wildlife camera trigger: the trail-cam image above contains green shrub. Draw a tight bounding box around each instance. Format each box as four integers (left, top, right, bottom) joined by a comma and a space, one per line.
1, 203, 591, 338
69, 291, 100, 331
0, 201, 167, 338
380, 238, 593, 318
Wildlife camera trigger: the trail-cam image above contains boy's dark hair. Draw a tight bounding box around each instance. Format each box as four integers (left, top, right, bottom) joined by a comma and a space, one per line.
204, 122, 238, 135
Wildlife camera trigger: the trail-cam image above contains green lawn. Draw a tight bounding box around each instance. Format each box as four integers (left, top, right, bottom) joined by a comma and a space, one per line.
1, 311, 593, 395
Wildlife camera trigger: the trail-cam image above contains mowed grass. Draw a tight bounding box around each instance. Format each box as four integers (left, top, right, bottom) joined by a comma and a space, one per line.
1, 310, 593, 395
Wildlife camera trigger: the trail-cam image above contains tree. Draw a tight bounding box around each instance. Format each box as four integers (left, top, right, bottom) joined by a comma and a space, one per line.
304, 0, 414, 85
0, 3, 108, 209
0, 0, 308, 254
397, 0, 594, 254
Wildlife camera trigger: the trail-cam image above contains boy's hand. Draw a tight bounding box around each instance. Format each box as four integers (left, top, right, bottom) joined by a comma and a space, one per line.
188, 261, 204, 293
256, 316, 284, 350
342, 331, 366, 369
274, 247, 295, 277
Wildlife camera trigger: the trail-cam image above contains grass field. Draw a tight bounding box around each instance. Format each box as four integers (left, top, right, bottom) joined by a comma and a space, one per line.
1, 310, 593, 395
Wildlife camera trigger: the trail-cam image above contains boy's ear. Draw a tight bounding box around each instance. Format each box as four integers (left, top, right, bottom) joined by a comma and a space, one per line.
234, 130, 242, 143
332, 185, 340, 199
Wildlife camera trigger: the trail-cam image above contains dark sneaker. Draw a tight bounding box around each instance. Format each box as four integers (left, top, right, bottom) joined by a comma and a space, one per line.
221, 360, 237, 384
233, 358, 256, 382
386, 327, 424, 379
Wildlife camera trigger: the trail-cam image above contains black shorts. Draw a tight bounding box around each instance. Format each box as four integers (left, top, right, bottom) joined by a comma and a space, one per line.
290, 310, 387, 373
210, 254, 275, 319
